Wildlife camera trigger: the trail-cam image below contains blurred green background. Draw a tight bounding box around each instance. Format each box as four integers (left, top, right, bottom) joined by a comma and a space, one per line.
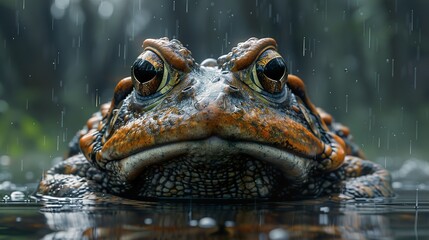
0, 0, 428, 183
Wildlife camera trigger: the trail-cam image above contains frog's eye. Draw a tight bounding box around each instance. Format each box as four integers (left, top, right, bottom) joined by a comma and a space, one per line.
251, 49, 288, 94
131, 50, 168, 96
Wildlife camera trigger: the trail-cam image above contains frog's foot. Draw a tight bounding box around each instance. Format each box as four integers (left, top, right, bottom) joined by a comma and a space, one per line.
324, 156, 394, 200
36, 155, 109, 199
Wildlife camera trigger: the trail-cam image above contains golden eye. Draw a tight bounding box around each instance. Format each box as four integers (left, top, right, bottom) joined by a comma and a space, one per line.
252, 49, 288, 94
131, 50, 168, 96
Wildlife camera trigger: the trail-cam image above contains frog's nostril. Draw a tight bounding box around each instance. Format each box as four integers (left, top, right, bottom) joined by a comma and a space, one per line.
228, 85, 239, 91
182, 86, 193, 92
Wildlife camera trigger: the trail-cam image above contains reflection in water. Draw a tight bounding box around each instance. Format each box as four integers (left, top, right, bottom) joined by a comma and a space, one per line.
0, 189, 428, 239
34, 196, 408, 240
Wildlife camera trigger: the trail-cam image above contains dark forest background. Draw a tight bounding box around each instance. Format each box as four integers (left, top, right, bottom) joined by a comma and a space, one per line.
0, 0, 428, 182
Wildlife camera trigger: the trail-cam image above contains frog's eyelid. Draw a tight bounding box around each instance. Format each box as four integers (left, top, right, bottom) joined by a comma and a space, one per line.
251, 65, 264, 91
156, 63, 170, 94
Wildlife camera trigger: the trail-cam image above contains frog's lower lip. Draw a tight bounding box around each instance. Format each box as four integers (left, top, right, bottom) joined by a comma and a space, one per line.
107, 136, 317, 183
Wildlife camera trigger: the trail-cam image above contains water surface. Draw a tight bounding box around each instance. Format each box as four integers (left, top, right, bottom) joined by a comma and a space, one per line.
1, 188, 428, 240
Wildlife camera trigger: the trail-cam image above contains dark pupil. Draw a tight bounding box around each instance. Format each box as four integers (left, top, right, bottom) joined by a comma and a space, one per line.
264, 58, 286, 80
133, 59, 157, 83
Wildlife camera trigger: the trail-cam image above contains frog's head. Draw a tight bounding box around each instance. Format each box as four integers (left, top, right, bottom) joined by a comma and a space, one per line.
80, 37, 345, 200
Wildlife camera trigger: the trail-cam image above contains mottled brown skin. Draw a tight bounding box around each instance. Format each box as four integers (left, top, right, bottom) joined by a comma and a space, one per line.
37, 37, 394, 201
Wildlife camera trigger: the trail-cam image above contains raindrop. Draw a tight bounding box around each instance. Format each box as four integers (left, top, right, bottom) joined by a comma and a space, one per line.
415, 121, 418, 140
224, 220, 235, 227
368, 27, 371, 49
123, 43, 127, 63
302, 37, 306, 56
189, 219, 198, 227
61, 110, 64, 128
144, 218, 153, 225
415, 188, 419, 209
22, 0, 25, 10
409, 140, 412, 155
198, 217, 216, 228
345, 94, 348, 113
172, 1, 175, 11
391, 58, 395, 77
55, 0, 70, 10
0, 155, 11, 166
95, 89, 99, 107
269, 228, 289, 240
16, 217, 22, 222
185, 0, 189, 13
51, 3, 66, 19
98, 1, 114, 19
414, 67, 417, 90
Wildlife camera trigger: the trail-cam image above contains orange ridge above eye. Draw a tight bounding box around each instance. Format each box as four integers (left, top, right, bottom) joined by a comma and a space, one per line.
142, 38, 195, 73
231, 38, 278, 71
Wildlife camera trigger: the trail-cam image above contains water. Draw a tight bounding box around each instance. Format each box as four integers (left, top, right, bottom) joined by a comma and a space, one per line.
0, 188, 428, 239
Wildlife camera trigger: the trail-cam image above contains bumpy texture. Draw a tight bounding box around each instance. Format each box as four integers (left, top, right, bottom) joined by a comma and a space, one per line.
37, 37, 394, 201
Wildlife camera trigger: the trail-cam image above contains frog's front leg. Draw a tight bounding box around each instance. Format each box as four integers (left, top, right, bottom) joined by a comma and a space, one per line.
323, 156, 394, 199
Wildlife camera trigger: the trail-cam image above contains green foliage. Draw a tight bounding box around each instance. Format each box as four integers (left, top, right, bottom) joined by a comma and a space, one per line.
0, 109, 55, 157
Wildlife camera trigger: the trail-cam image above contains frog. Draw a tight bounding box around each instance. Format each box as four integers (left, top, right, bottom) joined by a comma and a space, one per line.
36, 37, 394, 201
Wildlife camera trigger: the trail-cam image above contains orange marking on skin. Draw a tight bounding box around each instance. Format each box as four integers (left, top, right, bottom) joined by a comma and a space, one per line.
325, 133, 346, 171
79, 129, 98, 160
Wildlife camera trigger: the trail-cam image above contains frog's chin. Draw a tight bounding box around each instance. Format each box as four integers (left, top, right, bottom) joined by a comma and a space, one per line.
106, 136, 317, 184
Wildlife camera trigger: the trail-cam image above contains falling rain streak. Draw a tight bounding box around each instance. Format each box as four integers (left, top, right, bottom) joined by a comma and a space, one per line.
415, 121, 418, 140
345, 94, 349, 113
414, 67, 417, 89
368, 27, 371, 49
302, 37, 306, 56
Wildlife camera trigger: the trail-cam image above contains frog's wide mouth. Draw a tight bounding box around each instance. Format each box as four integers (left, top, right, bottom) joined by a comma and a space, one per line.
106, 137, 317, 185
